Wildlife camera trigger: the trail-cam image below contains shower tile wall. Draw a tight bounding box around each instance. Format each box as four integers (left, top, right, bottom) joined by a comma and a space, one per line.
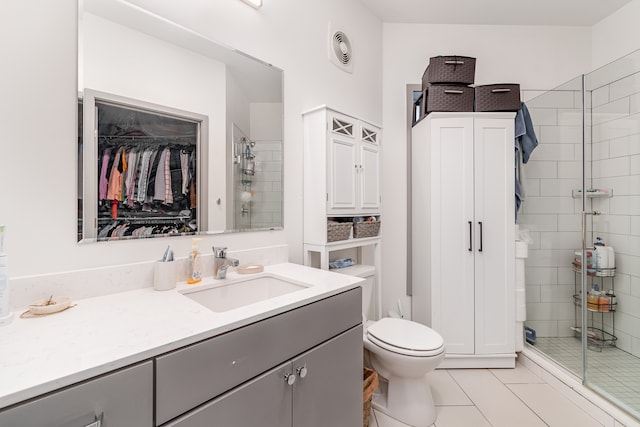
519, 85, 588, 340
520, 70, 640, 358
590, 70, 640, 357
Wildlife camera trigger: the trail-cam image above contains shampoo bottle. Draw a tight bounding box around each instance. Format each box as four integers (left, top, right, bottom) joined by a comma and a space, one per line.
187, 238, 202, 284
0, 225, 13, 326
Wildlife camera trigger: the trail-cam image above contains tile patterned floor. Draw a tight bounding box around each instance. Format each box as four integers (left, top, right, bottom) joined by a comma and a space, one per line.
534, 336, 640, 418
368, 360, 607, 427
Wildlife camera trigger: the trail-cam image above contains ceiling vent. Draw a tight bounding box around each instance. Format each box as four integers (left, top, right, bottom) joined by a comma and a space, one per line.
328, 24, 353, 73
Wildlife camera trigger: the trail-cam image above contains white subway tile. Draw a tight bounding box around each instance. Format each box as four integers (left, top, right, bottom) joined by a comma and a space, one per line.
557, 320, 576, 337
528, 91, 576, 109
630, 134, 640, 155
527, 301, 574, 321
557, 161, 582, 179
526, 267, 558, 286
592, 97, 630, 125
610, 195, 640, 216
631, 276, 640, 297
531, 143, 577, 161
540, 178, 581, 197
632, 216, 640, 236
526, 284, 542, 302
558, 214, 582, 232
609, 135, 633, 158
558, 267, 576, 285
517, 214, 558, 231
525, 161, 557, 179
540, 231, 582, 250
593, 214, 631, 235
557, 109, 582, 126
598, 157, 631, 178
526, 248, 575, 267
592, 85, 610, 108
609, 71, 640, 101
631, 154, 640, 175
631, 92, 640, 115
522, 196, 576, 215
539, 126, 583, 144
540, 284, 574, 303
528, 107, 557, 126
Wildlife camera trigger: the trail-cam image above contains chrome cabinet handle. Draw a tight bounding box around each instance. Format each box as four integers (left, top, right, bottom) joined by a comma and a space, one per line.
444, 90, 464, 94
491, 88, 511, 93
296, 366, 308, 379
85, 413, 103, 427
284, 372, 296, 386
478, 221, 483, 252
468, 221, 473, 252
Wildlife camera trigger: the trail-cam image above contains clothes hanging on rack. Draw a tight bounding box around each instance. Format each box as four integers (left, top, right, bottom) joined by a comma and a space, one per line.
96, 137, 197, 240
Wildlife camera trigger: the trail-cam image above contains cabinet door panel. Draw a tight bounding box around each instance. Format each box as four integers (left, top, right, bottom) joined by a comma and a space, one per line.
360, 144, 380, 210
473, 119, 515, 354
165, 362, 292, 427
431, 119, 475, 354
293, 325, 363, 427
0, 362, 153, 427
328, 138, 357, 211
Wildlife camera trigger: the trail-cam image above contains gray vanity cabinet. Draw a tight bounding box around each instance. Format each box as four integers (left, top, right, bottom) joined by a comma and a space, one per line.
0, 361, 153, 427
292, 325, 363, 427
165, 325, 362, 427
156, 288, 362, 426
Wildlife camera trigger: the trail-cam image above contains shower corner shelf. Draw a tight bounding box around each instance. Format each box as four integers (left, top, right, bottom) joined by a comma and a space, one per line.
571, 188, 613, 198
572, 266, 617, 350
570, 326, 617, 349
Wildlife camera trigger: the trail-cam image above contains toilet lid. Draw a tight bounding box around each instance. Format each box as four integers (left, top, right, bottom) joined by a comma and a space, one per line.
367, 318, 444, 353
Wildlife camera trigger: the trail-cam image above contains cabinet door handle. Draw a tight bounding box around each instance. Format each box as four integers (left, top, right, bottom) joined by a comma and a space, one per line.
296, 366, 308, 379
468, 221, 473, 252
85, 413, 103, 427
478, 221, 483, 252
284, 372, 296, 386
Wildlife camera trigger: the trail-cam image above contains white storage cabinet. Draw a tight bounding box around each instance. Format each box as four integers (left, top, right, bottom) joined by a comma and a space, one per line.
411, 113, 516, 368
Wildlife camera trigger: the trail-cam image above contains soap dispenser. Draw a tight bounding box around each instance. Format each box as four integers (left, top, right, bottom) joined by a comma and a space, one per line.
187, 238, 203, 284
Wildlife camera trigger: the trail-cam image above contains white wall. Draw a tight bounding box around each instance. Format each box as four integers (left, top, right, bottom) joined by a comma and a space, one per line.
591, 0, 640, 69
0, 0, 382, 278
382, 23, 592, 319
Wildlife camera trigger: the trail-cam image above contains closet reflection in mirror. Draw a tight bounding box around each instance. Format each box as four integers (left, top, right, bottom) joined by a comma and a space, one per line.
77, 0, 283, 242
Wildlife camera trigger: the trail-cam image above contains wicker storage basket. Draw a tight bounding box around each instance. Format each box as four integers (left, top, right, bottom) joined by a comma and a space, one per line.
475, 84, 521, 112
353, 221, 381, 238
327, 221, 352, 242
422, 55, 476, 88
363, 368, 379, 427
426, 85, 474, 113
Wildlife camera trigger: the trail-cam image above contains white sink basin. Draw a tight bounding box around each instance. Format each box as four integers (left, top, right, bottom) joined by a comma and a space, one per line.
180, 274, 310, 312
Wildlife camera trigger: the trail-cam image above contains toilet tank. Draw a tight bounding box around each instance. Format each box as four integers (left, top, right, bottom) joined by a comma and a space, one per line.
332, 264, 376, 321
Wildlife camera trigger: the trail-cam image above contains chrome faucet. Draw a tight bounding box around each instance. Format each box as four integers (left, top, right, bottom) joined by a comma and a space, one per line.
213, 246, 239, 279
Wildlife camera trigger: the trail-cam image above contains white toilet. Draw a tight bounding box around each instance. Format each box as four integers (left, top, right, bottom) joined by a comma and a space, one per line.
337, 265, 445, 427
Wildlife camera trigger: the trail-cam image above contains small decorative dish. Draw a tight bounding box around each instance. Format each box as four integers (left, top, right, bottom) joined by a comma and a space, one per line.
29, 296, 73, 315
237, 264, 264, 275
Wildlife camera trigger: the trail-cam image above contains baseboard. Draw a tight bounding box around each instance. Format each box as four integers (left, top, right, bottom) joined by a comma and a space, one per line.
439, 353, 516, 369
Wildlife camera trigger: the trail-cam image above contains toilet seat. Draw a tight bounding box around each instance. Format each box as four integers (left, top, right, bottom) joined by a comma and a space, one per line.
367, 318, 444, 357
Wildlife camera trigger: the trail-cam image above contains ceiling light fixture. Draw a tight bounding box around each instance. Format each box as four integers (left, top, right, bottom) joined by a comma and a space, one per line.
240, 0, 262, 8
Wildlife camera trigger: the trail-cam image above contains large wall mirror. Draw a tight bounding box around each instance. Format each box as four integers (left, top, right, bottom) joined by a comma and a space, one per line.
78, 0, 283, 243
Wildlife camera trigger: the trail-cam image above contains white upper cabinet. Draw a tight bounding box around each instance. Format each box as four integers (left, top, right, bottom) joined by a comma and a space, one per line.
315, 109, 381, 216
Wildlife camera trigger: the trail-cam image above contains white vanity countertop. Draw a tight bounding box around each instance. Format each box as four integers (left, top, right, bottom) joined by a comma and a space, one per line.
0, 262, 363, 409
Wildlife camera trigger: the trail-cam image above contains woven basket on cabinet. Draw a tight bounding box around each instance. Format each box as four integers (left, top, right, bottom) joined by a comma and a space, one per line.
327, 221, 352, 242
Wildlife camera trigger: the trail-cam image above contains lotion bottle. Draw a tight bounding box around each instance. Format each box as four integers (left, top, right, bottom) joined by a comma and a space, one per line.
187, 238, 202, 284
0, 225, 13, 326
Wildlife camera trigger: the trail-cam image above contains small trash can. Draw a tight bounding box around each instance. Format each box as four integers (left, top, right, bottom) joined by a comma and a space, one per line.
363, 368, 379, 427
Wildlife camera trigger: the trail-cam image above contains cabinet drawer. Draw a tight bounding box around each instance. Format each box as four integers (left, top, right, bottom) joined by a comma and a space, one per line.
155, 287, 361, 425
0, 361, 153, 427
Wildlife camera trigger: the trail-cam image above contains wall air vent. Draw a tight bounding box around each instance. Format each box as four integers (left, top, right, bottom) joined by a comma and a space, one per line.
328, 24, 353, 73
